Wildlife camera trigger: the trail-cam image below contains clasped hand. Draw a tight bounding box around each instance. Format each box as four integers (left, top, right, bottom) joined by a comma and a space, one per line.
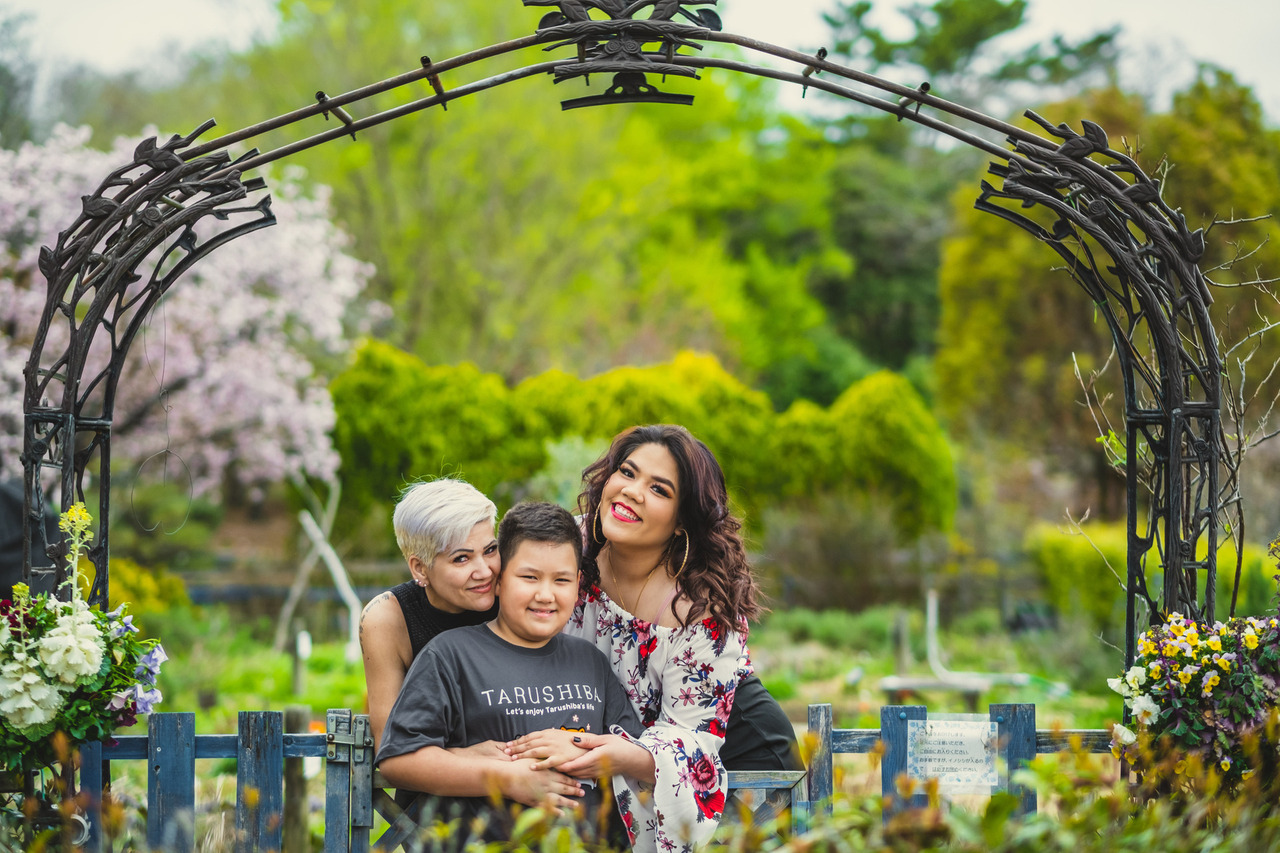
506, 729, 651, 783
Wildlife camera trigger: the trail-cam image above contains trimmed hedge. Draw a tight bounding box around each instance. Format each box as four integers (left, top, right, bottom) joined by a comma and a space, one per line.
332, 344, 958, 555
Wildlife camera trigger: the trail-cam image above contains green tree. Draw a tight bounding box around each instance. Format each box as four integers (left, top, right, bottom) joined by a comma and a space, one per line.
800, 0, 1119, 378
49, 0, 849, 409
936, 76, 1280, 511
0, 11, 33, 146
329, 339, 546, 548
332, 345, 955, 555
822, 0, 1118, 116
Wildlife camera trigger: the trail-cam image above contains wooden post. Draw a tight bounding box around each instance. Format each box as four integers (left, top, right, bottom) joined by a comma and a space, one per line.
880, 705, 928, 817
894, 610, 911, 673
284, 705, 311, 853
325, 708, 354, 853
147, 712, 196, 853
806, 703, 833, 813
237, 711, 284, 853
991, 703, 1037, 815
78, 740, 103, 853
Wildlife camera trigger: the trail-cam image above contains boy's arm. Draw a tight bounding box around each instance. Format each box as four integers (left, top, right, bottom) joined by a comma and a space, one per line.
379, 746, 586, 809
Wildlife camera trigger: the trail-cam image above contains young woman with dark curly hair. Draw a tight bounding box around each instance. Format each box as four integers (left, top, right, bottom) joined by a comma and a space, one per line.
507, 424, 800, 852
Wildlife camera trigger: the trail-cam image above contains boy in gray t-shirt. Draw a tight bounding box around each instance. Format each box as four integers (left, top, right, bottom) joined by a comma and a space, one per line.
377, 502, 641, 846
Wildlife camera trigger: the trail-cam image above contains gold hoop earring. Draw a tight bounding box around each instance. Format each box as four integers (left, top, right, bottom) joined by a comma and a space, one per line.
593, 509, 605, 545
675, 532, 689, 577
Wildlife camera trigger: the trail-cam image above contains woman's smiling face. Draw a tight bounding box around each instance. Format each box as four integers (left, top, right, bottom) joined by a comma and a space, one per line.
410, 519, 499, 613
599, 442, 682, 548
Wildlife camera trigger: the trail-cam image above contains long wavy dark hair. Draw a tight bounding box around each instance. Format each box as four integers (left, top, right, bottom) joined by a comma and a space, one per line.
577, 424, 760, 633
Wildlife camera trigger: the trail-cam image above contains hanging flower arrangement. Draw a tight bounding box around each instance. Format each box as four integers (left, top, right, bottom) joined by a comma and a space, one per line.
1108, 610, 1280, 794
0, 503, 166, 772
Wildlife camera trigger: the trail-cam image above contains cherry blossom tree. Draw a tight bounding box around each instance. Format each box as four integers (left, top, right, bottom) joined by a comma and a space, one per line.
0, 125, 377, 502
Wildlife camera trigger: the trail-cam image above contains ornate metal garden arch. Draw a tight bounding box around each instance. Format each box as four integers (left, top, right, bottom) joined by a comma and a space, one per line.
21, 1, 1223, 665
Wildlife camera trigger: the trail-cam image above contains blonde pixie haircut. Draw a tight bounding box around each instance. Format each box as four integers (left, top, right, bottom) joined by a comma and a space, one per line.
393, 479, 497, 565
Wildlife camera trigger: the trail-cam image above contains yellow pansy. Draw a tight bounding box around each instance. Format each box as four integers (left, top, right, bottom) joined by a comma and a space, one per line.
1207, 635, 1222, 652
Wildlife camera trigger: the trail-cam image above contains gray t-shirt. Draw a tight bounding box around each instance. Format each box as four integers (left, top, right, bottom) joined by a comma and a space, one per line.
376, 623, 641, 842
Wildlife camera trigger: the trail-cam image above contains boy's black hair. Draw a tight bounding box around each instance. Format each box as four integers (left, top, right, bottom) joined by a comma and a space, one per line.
497, 501, 583, 569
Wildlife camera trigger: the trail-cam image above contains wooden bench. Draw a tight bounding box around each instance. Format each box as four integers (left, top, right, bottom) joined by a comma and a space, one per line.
71, 704, 1111, 851
878, 675, 993, 712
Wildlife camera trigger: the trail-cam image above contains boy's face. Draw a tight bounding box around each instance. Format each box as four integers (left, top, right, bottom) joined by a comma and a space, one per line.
490, 540, 579, 648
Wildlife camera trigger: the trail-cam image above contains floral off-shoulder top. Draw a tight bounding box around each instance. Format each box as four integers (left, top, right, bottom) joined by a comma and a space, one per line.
564, 584, 750, 853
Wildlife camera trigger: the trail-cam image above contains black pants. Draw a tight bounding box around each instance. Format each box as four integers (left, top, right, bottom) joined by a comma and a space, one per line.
721, 675, 804, 771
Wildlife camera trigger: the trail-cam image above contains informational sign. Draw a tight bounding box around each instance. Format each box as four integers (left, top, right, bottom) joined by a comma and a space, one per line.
906, 715, 999, 794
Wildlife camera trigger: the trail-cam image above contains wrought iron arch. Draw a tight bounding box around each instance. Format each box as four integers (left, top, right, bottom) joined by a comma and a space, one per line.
22, 1, 1224, 664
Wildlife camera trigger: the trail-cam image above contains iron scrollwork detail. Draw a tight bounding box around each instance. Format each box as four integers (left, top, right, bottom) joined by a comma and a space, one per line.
524, 0, 721, 107
976, 111, 1222, 644
21, 121, 276, 606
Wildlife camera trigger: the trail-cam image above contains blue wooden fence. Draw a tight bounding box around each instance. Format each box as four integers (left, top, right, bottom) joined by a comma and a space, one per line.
70, 704, 1111, 851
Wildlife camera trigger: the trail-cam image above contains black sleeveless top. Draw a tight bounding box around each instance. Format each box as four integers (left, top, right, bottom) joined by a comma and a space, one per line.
390, 580, 499, 659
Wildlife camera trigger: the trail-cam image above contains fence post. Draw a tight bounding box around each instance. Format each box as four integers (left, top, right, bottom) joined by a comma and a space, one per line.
78, 739, 103, 853
880, 705, 927, 817
325, 708, 355, 853
349, 715, 374, 853
237, 710, 284, 853
148, 712, 196, 853
991, 703, 1036, 815
284, 705, 312, 853
806, 703, 833, 813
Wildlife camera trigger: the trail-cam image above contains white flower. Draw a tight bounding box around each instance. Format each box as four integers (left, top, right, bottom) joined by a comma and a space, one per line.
1106, 676, 1131, 697
38, 599, 106, 684
1112, 724, 1137, 745
1131, 694, 1160, 726
0, 656, 65, 732
1124, 665, 1147, 691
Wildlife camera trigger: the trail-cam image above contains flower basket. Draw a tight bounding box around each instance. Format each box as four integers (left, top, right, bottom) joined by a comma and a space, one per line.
0, 504, 166, 775
1109, 610, 1280, 798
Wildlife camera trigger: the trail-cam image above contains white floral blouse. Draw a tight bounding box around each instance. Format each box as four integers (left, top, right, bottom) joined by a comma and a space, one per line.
565, 584, 750, 852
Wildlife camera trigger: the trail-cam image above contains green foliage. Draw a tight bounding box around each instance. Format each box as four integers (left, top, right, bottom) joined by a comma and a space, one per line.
0, 11, 34, 147
936, 78, 1280, 513
1024, 516, 1275, 644
82, 557, 191, 633
1024, 520, 1128, 641
758, 606, 901, 654
329, 339, 545, 544
1213, 539, 1277, 620
830, 371, 956, 538
55, 0, 850, 408
812, 123, 969, 369
107, 481, 223, 571
519, 435, 612, 508
823, 0, 1118, 113
334, 345, 957, 556
762, 371, 956, 542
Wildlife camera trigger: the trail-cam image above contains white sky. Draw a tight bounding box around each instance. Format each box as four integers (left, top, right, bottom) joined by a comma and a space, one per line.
5, 0, 1279, 122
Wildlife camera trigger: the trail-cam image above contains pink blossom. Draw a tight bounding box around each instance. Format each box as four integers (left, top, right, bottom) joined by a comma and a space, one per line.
0, 126, 377, 501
